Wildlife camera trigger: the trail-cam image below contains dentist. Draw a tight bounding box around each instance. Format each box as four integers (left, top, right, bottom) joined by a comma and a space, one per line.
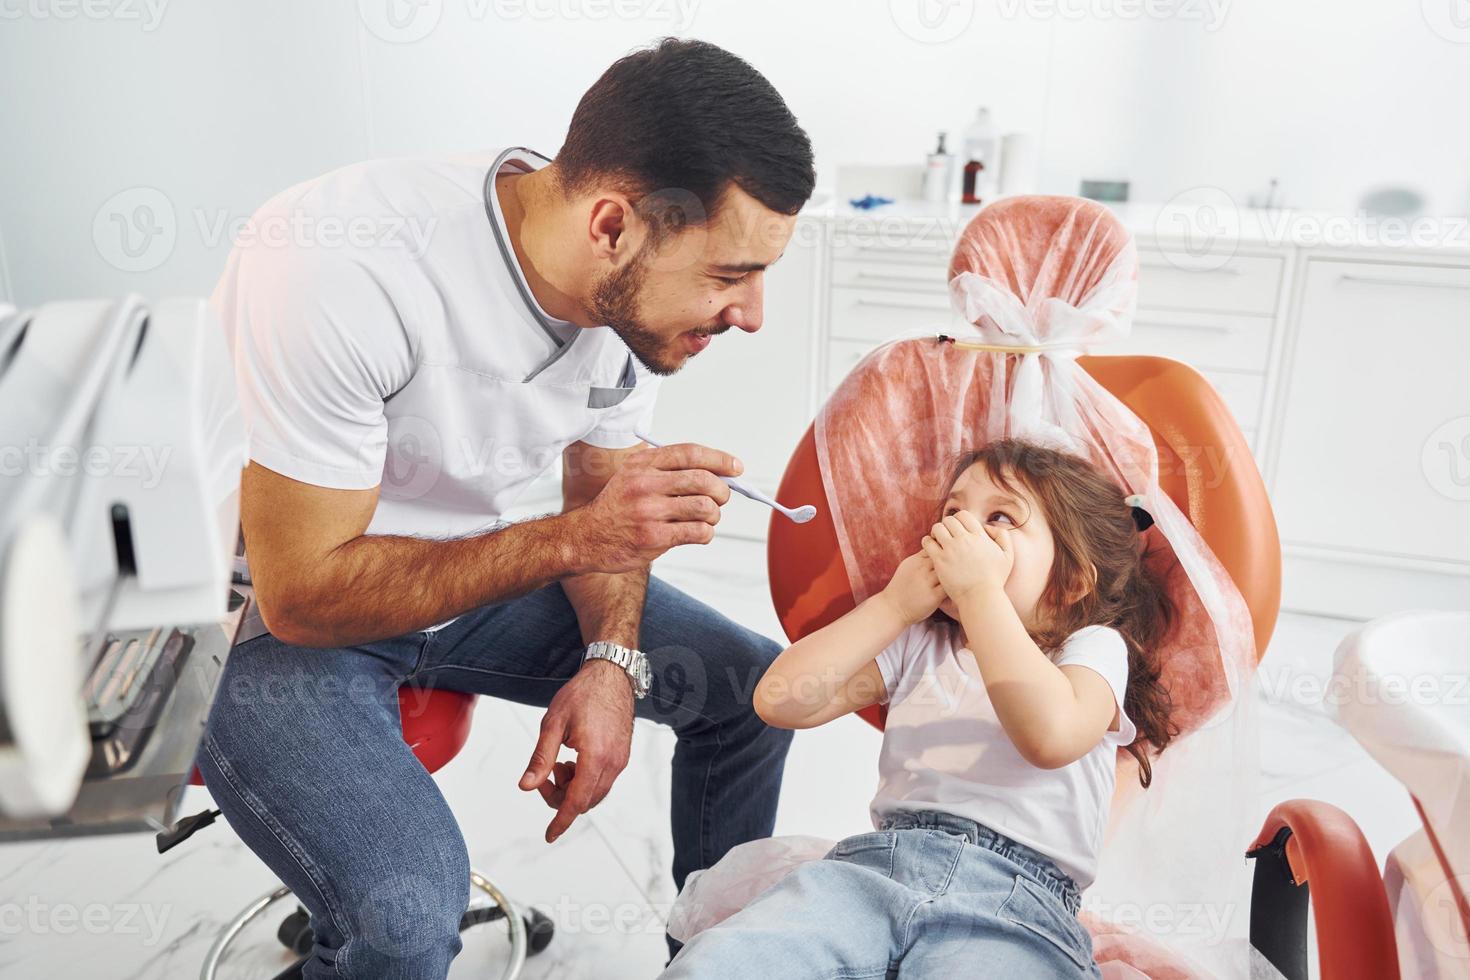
200, 38, 814, 979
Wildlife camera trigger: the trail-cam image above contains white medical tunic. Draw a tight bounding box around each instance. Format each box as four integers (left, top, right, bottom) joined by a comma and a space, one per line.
210, 146, 659, 544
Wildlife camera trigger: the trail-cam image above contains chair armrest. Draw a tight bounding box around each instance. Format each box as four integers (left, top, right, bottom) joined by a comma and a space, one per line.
1245, 799, 1399, 980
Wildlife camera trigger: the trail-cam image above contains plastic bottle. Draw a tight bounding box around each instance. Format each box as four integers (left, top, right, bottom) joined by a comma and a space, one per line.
922, 132, 954, 204
960, 108, 999, 205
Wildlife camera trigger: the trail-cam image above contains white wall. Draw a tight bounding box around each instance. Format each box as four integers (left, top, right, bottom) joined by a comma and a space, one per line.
1037, 0, 1470, 213
1, 0, 1467, 306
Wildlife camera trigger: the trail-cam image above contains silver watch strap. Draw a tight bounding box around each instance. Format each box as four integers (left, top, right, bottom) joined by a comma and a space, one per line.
583, 641, 649, 698
584, 641, 633, 668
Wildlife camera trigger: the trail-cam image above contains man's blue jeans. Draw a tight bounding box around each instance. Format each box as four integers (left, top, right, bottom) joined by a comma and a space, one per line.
197, 575, 792, 979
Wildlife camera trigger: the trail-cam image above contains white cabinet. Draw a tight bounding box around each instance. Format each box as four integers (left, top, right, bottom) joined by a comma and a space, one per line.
1269, 258, 1470, 616
1118, 309, 1274, 374
820, 233, 956, 400
827, 287, 953, 344
1135, 247, 1285, 315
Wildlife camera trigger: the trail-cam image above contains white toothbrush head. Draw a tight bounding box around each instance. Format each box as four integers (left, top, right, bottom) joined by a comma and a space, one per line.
786, 505, 818, 524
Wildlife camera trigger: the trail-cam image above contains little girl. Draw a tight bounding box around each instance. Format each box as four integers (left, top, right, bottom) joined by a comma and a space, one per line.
662, 438, 1178, 979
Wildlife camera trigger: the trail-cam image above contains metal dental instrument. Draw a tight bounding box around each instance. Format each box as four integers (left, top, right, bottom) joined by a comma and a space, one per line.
635, 433, 818, 525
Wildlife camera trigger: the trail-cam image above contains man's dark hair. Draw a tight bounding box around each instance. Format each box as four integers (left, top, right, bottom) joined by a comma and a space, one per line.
556, 38, 816, 224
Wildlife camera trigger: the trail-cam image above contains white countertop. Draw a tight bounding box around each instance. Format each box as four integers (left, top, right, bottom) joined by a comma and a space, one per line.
798, 194, 1470, 257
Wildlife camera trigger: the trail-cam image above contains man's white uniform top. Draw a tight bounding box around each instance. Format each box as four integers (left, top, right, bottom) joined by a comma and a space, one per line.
211, 146, 659, 544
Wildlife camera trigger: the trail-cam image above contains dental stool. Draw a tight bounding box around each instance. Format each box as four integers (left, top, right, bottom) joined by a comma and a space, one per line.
162, 685, 554, 980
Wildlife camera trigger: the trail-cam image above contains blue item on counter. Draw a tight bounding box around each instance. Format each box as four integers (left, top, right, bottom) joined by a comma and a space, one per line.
848, 194, 894, 210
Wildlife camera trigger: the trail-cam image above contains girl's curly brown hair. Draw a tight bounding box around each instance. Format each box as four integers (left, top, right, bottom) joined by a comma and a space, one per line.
934, 438, 1180, 787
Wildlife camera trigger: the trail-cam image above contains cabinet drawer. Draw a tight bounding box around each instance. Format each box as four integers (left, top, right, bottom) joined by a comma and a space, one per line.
831, 258, 951, 293
831, 240, 953, 267
1137, 249, 1284, 316
828, 287, 955, 344
1105, 309, 1273, 373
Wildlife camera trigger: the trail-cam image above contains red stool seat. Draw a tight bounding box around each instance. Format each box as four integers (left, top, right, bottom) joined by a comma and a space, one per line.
189, 686, 475, 785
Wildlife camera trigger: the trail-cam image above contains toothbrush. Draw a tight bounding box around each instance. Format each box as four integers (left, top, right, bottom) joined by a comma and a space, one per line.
635, 433, 818, 525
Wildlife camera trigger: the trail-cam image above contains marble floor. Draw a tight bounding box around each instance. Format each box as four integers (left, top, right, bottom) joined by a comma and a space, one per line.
0, 533, 1422, 978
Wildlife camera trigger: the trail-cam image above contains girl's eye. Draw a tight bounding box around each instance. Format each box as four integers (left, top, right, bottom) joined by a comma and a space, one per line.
986, 511, 1015, 527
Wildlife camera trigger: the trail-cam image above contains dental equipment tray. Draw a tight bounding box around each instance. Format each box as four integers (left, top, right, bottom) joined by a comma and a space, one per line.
0, 591, 250, 842
83, 626, 196, 778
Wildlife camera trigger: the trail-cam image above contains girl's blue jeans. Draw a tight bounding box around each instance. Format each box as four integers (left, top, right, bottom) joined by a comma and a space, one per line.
662, 809, 1104, 979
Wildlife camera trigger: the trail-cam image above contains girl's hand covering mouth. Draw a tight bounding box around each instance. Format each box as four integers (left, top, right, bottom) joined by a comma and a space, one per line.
879, 551, 948, 625
922, 510, 1014, 601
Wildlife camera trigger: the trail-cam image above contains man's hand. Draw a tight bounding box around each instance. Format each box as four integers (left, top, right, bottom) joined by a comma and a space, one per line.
922, 510, 1014, 601
518, 659, 635, 843
562, 443, 741, 574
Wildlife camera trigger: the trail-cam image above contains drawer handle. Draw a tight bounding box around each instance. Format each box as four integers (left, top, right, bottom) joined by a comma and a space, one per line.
855, 245, 949, 255
1134, 319, 1236, 334
854, 272, 945, 285
1338, 274, 1470, 291
1139, 260, 1243, 276
854, 299, 953, 312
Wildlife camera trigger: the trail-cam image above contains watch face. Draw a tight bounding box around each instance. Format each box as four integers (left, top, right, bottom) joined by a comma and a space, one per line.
635, 658, 652, 691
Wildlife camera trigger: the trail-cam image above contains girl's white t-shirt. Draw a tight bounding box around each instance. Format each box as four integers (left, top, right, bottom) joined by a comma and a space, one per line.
872, 622, 1137, 890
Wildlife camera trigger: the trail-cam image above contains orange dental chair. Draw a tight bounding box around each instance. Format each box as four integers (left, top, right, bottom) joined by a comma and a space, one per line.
766, 316, 1401, 973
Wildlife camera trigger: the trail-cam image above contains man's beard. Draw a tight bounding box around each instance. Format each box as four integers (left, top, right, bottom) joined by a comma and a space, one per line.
589, 249, 724, 377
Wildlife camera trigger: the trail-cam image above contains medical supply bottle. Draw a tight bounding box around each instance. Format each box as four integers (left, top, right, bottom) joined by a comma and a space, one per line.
960, 107, 998, 204
922, 132, 955, 204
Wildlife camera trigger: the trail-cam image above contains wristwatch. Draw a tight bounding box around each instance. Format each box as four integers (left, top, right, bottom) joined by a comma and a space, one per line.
583, 641, 651, 700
